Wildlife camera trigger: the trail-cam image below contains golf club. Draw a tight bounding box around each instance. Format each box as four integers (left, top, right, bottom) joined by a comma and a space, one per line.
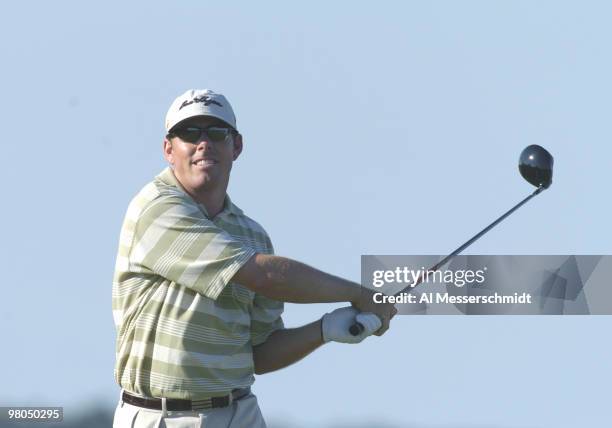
349, 144, 554, 336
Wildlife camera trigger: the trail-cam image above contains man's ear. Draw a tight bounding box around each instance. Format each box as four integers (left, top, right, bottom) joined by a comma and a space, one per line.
232, 133, 243, 161
163, 138, 174, 165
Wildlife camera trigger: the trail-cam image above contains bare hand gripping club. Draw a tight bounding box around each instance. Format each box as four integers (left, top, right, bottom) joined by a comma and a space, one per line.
349, 145, 554, 336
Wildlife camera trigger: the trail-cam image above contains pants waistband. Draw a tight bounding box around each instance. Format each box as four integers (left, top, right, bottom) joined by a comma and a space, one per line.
121, 387, 251, 411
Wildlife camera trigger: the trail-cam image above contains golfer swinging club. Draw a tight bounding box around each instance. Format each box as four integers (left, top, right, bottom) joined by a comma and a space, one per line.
112, 89, 397, 427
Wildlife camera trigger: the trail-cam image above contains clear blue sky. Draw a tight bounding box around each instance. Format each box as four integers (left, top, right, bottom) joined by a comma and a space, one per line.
1, 1, 610, 426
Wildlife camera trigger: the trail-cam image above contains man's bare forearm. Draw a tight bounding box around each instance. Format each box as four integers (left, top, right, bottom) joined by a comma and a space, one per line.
252, 320, 324, 375
233, 254, 397, 332
233, 253, 361, 304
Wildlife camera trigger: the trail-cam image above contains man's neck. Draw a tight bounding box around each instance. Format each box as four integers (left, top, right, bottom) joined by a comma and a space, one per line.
191, 187, 226, 219
170, 170, 228, 218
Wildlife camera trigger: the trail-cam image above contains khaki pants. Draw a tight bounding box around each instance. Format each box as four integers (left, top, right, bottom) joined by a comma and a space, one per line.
113, 390, 267, 428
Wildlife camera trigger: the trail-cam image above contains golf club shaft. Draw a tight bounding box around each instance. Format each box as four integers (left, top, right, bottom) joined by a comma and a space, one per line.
349, 186, 545, 336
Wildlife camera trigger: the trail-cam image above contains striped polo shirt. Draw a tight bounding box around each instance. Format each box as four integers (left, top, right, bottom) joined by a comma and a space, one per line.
112, 167, 284, 400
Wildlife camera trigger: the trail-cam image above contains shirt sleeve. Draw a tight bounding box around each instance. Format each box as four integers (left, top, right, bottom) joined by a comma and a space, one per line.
129, 194, 255, 300
249, 234, 284, 346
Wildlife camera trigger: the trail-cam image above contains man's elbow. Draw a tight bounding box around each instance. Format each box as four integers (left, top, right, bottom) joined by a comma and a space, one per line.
253, 365, 269, 375
252, 349, 272, 375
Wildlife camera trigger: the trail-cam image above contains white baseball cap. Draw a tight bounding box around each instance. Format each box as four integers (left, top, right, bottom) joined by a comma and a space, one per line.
165, 89, 237, 132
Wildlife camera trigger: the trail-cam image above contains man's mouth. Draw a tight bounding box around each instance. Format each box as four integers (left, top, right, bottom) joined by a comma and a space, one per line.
193, 159, 218, 166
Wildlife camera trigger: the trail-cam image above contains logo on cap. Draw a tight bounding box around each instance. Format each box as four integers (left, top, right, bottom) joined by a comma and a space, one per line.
179, 95, 223, 111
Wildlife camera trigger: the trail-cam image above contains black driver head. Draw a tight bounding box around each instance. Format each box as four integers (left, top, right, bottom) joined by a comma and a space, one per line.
519, 145, 554, 189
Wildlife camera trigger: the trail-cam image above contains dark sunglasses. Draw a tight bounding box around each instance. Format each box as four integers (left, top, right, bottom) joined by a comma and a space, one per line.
168, 126, 236, 144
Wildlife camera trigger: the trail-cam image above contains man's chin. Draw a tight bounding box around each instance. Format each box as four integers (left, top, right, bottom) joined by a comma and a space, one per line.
191, 174, 219, 191
175, 169, 225, 193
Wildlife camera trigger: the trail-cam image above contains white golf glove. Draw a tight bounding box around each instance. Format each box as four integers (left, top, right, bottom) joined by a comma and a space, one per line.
321, 306, 382, 344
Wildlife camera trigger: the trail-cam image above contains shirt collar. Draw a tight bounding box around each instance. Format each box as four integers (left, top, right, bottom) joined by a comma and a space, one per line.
157, 167, 243, 217
223, 194, 244, 216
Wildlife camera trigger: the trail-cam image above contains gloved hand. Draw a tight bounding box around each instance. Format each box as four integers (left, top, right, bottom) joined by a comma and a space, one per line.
321, 306, 382, 344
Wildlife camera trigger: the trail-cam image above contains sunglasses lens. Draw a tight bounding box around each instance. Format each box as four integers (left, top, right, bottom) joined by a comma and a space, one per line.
174, 127, 202, 143
172, 126, 232, 143
207, 127, 230, 143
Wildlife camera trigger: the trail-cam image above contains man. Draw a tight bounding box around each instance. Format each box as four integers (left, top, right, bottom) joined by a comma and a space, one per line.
112, 89, 397, 427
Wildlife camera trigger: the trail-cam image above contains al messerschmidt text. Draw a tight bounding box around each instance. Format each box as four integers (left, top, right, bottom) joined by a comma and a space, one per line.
373, 292, 532, 305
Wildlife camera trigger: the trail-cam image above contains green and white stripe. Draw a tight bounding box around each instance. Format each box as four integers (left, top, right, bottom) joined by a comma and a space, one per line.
112, 168, 283, 400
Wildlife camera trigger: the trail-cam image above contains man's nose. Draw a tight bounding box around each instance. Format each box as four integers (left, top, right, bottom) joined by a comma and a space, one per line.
196, 136, 214, 150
